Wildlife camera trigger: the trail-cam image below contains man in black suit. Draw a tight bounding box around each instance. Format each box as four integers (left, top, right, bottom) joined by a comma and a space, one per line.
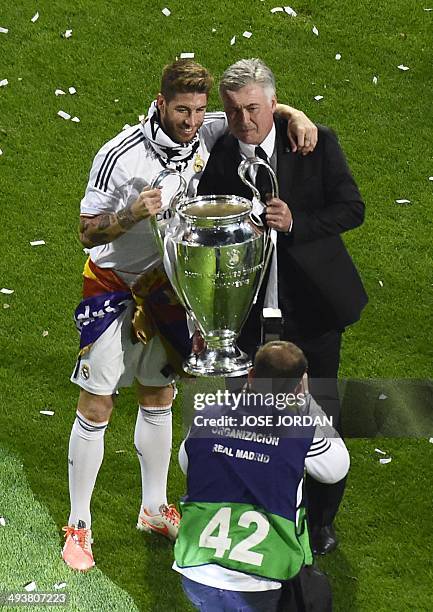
197, 58, 368, 556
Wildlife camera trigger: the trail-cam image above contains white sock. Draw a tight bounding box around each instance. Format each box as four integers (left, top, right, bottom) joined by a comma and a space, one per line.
134, 405, 172, 515
68, 410, 108, 528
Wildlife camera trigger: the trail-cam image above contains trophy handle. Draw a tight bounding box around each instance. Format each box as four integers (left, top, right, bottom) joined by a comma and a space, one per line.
237, 157, 279, 201
150, 169, 187, 253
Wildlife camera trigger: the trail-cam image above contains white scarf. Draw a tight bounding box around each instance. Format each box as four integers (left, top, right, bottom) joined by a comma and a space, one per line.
142, 101, 200, 172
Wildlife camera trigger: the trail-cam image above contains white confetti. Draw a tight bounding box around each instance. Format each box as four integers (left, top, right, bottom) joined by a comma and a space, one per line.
423, 8, 433, 10
429, 437, 433, 443
162, 7, 171, 16
3, 303, 10, 309
314, 95, 324, 101
68, 86, 76, 94
271, 7, 284, 13
212, 28, 216, 32
62, 29, 72, 38
71, 117, 80, 123
243, 31, 252, 38
31, 12, 39, 23
30, 240, 45, 246
378, 393, 388, 400
180, 52, 195, 59
0, 149, 3, 156
312, 25, 319, 36
230, 35, 236, 45
0, 516, 6, 526
379, 457, 392, 464
40, 410, 55, 416
24, 581, 37, 592
428, 176, 433, 181
42, 330, 49, 337
373, 75, 378, 85
374, 448, 387, 455
114, 98, 119, 102
115, 449, 126, 454
0, 27, 9, 34
57, 110, 71, 120
0, 79, 8, 87
18, 77, 22, 81
122, 124, 131, 130
55, 89, 66, 96
284, 6, 297, 16
378, 280, 384, 287
1, 288, 14, 295
397, 64, 409, 71
395, 198, 411, 204
53, 582, 67, 590
335, 53, 341, 60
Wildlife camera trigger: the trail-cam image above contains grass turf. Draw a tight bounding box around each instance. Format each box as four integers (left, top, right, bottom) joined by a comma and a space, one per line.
1, 1, 433, 610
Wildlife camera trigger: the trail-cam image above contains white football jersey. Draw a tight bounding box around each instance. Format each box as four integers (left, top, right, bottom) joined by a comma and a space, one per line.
80, 113, 227, 284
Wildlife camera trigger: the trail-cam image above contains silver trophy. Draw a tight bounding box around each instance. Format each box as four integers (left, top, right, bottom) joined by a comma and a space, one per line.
151, 157, 278, 377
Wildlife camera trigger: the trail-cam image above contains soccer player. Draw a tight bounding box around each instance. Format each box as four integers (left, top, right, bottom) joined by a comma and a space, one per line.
62, 59, 318, 571
174, 341, 350, 611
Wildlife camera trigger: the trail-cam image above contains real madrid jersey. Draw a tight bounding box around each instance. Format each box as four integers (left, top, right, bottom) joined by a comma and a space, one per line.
80, 112, 227, 285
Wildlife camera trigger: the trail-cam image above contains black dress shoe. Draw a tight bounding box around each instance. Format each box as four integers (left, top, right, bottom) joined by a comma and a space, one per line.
311, 524, 338, 555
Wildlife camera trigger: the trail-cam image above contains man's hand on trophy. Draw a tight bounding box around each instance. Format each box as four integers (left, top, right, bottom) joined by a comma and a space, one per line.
287, 111, 318, 156
192, 329, 206, 354
265, 197, 293, 232
130, 186, 162, 220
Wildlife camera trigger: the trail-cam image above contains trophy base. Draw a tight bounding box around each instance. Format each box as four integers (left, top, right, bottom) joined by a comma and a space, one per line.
183, 346, 252, 377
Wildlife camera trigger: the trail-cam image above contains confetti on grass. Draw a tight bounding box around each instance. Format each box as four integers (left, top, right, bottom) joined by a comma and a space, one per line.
230, 35, 236, 45
335, 53, 341, 60
243, 31, 252, 38
0, 516, 6, 526
314, 95, 323, 101
0, 27, 9, 34
378, 280, 384, 287
0, 79, 8, 87
71, 116, 80, 123
180, 52, 195, 59
1, 288, 14, 295
42, 330, 49, 337
62, 29, 72, 38
30, 240, 45, 246
162, 8, 171, 16
55, 89, 66, 96
373, 76, 378, 85
57, 110, 71, 120
395, 198, 411, 204
429, 437, 433, 443
31, 12, 39, 23
53, 583, 67, 590
312, 26, 319, 36
24, 582, 37, 592
375, 448, 387, 455
68, 86, 76, 94
378, 393, 388, 400
379, 457, 392, 465
40, 410, 54, 416
397, 64, 410, 71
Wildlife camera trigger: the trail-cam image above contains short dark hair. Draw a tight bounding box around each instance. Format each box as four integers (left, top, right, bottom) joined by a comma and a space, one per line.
253, 341, 308, 393
160, 59, 213, 102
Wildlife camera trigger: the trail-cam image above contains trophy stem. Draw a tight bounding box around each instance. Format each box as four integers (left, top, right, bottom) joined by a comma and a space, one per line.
184, 333, 251, 377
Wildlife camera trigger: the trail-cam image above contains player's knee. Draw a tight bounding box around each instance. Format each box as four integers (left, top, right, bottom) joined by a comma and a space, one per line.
137, 384, 174, 407
77, 389, 114, 422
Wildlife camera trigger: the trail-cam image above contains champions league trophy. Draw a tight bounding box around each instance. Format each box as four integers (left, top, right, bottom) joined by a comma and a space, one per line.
151, 158, 278, 377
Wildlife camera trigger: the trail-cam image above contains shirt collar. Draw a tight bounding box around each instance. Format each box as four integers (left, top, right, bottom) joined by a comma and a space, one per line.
238, 122, 276, 160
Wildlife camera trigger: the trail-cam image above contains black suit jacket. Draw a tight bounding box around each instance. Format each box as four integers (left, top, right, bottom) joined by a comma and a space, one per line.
197, 119, 368, 339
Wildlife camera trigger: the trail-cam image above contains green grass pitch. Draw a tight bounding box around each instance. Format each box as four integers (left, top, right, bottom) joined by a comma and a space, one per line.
1, 1, 432, 610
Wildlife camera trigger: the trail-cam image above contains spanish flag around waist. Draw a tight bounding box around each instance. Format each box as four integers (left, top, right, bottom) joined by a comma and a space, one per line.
74, 258, 191, 375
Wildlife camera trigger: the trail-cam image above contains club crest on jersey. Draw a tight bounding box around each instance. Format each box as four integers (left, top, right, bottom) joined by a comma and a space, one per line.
193, 153, 204, 173
80, 364, 90, 381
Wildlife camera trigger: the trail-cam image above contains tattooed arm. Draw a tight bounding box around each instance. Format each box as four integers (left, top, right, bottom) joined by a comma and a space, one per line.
79, 186, 162, 247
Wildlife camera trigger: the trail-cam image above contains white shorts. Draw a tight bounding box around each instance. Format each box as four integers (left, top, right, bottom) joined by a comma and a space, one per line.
70, 302, 175, 395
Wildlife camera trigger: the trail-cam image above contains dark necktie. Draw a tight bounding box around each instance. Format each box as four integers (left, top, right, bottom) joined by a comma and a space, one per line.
255, 146, 272, 203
